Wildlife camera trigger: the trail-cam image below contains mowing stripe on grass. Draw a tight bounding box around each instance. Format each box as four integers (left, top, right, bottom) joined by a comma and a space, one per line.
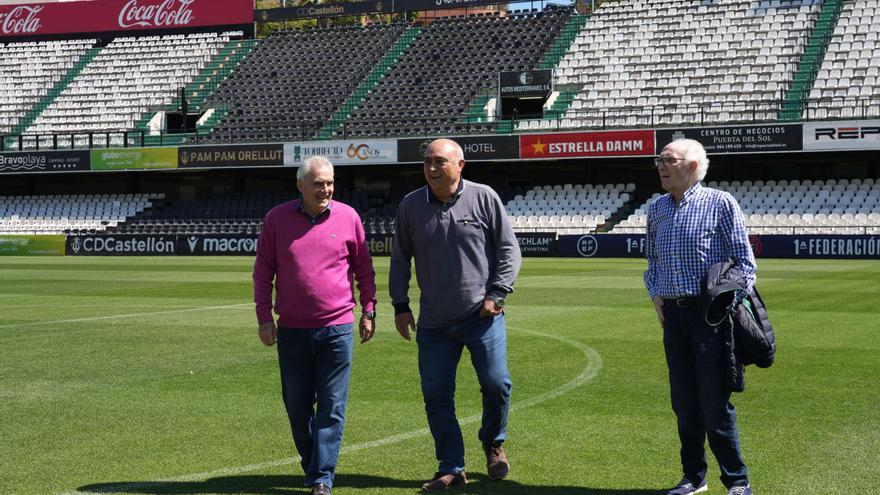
0, 303, 252, 330
56, 326, 602, 495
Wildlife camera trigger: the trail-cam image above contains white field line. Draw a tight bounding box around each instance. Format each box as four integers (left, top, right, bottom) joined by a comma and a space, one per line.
0, 303, 252, 330
56, 326, 602, 495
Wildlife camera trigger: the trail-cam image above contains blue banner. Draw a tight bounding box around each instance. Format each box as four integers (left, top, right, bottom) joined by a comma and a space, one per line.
751, 235, 880, 259
557, 234, 647, 258
557, 234, 880, 259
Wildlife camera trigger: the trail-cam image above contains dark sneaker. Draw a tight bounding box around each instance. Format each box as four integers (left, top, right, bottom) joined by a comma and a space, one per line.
421, 471, 467, 492
667, 477, 708, 495
728, 485, 752, 495
484, 441, 510, 480
311, 483, 331, 495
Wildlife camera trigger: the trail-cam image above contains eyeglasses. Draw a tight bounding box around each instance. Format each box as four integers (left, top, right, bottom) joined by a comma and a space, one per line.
653, 156, 686, 168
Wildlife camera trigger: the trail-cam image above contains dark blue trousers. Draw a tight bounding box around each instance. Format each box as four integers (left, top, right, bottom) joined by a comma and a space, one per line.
662, 304, 749, 489
416, 311, 512, 475
276, 323, 353, 489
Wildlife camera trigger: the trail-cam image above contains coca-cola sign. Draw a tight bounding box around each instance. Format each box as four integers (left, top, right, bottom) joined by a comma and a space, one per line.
118, 0, 195, 29
0, 0, 252, 38
0, 6, 43, 35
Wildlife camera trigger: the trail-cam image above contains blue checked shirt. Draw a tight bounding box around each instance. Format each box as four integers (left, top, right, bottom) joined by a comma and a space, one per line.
644, 182, 756, 299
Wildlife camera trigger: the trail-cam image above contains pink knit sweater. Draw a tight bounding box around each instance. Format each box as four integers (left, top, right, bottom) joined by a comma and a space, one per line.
253, 200, 376, 328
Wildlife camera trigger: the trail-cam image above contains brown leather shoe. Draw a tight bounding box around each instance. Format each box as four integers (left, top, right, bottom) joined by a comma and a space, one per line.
311, 483, 331, 495
485, 441, 510, 480
421, 471, 467, 492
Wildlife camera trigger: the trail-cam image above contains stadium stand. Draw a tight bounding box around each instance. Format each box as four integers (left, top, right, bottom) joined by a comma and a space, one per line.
0, 39, 96, 135
0, 4, 878, 244
203, 23, 410, 143
0, 193, 159, 235
507, 182, 636, 233
544, 0, 822, 130
338, 9, 571, 138
807, 0, 880, 119
13, 33, 233, 149
113, 192, 288, 235
112, 189, 383, 235
611, 178, 880, 234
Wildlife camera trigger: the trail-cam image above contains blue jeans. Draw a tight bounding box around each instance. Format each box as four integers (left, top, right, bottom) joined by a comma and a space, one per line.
276, 323, 354, 489
662, 304, 749, 489
416, 311, 512, 474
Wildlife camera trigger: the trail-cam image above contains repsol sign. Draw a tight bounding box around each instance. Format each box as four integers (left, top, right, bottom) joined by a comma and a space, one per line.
803, 120, 880, 150
66, 234, 259, 256
813, 126, 880, 140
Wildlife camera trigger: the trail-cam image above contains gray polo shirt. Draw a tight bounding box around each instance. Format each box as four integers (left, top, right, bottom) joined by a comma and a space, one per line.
389, 179, 522, 328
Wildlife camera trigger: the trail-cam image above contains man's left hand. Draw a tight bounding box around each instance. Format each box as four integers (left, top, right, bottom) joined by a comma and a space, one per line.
359, 314, 375, 343
479, 297, 503, 318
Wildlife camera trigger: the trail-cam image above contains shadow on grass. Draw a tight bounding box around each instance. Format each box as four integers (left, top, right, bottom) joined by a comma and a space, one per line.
77, 472, 661, 494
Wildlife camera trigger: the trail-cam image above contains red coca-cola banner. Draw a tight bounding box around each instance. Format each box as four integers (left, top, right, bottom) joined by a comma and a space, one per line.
0, 0, 253, 38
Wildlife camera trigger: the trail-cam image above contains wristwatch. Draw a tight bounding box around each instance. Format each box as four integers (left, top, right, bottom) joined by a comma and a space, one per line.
489, 296, 506, 309
362, 311, 376, 320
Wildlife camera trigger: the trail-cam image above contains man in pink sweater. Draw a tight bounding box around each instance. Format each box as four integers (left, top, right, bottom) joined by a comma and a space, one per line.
253, 156, 377, 495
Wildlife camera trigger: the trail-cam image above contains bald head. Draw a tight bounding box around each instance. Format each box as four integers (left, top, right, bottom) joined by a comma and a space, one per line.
425, 138, 464, 162
423, 138, 465, 203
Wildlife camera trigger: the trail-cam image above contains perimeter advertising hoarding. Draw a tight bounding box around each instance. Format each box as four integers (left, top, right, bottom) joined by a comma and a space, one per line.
0, 235, 66, 255
802, 120, 880, 151
656, 124, 803, 154
0, 0, 253, 38
91, 147, 178, 171
366, 234, 394, 256
516, 233, 556, 257
404, 0, 506, 10
0, 150, 90, 174
750, 235, 880, 259
66, 234, 258, 256
397, 136, 520, 162
556, 234, 880, 259
255, 0, 503, 20
557, 234, 648, 258
284, 140, 397, 166
179, 144, 283, 169
520, 130, 655, 159
256, 1, 394, 21
366, 232, 556, 257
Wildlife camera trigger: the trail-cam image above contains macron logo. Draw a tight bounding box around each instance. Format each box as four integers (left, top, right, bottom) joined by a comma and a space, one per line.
187, 236, 199, 252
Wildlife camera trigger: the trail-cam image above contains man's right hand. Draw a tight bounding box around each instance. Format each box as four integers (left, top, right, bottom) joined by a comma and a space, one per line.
395, 312, 416, 341
258, 321, 277, 346
652, 296, 665, 325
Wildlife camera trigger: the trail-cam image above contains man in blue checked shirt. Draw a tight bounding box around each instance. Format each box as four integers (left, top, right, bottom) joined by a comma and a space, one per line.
644, 139, 757, 495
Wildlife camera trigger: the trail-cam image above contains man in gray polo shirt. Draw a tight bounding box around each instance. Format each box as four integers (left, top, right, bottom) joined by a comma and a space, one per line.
390, 138, 522, 492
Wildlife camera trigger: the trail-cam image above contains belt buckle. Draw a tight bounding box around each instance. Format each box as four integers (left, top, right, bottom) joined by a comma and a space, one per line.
674, 298, 691, 308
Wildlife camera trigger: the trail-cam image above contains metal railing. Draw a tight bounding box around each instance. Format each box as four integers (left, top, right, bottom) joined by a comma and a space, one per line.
2, 96, 878, 150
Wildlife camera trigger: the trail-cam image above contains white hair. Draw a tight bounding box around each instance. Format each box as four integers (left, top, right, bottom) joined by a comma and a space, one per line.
297, 156, 333, 182
670, 138, 710, 181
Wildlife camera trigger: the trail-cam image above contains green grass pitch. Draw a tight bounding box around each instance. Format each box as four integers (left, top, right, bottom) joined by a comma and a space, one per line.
1, 257, 878, 494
